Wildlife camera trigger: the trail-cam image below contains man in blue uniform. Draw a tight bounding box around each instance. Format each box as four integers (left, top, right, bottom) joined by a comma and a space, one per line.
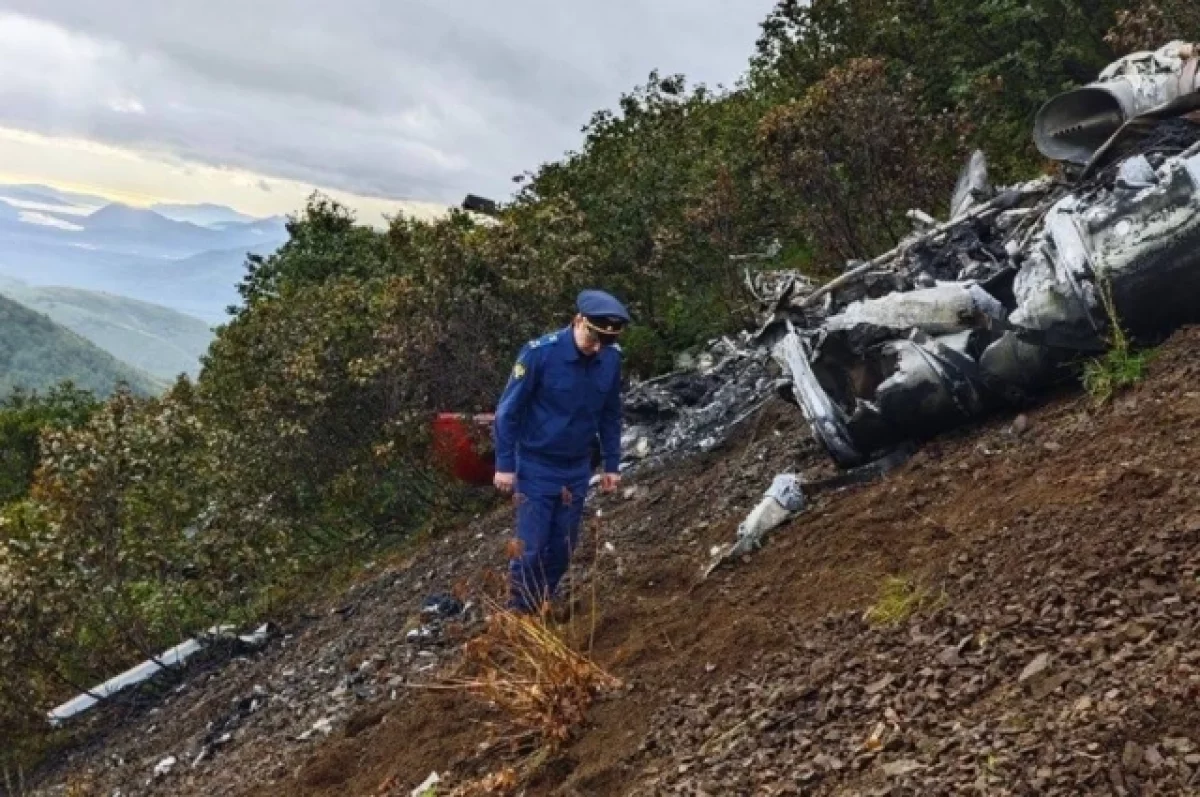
493, 289, 630, 614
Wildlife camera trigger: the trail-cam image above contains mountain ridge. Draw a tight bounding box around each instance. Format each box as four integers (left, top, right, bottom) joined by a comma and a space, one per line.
150, 202, 257, 227
0, 192, 290, 322
0, 293, 163, 397
0, 277, 215, 380
0, 183, 108, 209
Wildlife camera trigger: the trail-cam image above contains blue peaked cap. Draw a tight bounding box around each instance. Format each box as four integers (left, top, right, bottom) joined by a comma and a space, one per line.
576, 289, 631, 324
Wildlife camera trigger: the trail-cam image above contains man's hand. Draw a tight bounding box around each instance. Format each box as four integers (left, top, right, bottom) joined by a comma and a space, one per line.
601, 472, 621, 493
494, 471, 515, 493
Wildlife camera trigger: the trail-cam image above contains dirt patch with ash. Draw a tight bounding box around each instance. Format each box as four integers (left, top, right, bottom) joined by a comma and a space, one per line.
30, 328, 1200, 796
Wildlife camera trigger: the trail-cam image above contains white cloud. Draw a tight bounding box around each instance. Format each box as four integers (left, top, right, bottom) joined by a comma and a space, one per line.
109, 97, 145, 114
18, 210, 84, 231
0, 125, 451, 226
0, 1, 775, 204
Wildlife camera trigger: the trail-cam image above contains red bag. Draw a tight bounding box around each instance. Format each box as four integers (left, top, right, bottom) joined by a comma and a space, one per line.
430, 413, 496, 486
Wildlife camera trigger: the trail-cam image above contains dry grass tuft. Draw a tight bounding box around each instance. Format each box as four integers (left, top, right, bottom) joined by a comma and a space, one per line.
448, 767, 519, 796
426, 598, 619, 796
403, 520, 612, 796
457, 600, 621, 748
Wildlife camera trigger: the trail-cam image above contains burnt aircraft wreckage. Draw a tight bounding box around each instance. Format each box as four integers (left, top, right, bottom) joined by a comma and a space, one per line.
618, 42, 1200, 566
624, 41, 1200, 477
753, 40, 1200, 469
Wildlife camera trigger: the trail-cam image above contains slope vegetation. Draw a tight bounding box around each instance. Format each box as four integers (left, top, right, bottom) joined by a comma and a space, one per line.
29, 327, 1200, 796
0, 294, 162, 397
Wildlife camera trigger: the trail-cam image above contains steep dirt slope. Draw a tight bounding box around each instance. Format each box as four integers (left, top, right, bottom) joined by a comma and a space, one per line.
33, 327, 1200, 796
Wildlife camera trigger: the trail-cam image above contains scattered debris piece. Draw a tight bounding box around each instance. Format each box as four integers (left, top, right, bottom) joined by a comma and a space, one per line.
882, 759, 925, 778
621, 336, 777, 471
703, 473, 804, 576
192, 686, 269, 765
950, 149, 993, 219
47, 623, 273, 726
297, 717, 334, 742
411, 771, 441, 796
406, 626, 436, 644
420, 593, 464, 621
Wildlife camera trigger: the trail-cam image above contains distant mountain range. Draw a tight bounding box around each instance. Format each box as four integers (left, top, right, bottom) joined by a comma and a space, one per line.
150, 202, 256, 227
0, 293, 162, 397
0, 182, 289, 394
0, 183, 289, 324
18, 200, 287, 259
0, 276, 215, 382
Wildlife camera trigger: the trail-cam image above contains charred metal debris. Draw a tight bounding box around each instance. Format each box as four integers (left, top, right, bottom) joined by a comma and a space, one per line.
622, 41, 1200, 477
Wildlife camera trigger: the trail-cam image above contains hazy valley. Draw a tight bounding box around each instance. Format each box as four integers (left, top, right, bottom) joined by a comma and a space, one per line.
0, 183, 291, 393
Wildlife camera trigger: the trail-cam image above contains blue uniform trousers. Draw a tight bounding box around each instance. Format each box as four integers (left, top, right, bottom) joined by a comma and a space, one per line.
508, 455, 590, 613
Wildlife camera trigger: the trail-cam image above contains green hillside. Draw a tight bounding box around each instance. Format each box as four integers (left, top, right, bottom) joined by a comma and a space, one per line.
0, 278, 214, 380
0, 294, 163, 397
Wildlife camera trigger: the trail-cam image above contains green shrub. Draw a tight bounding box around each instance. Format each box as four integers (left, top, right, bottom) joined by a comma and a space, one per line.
0, 384, 99, 505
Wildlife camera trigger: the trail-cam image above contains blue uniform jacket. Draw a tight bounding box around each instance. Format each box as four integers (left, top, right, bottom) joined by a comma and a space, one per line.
493, 326, 623, 477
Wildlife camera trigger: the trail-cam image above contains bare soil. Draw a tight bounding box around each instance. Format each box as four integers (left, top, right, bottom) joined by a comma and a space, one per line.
30, 327, 1200, 796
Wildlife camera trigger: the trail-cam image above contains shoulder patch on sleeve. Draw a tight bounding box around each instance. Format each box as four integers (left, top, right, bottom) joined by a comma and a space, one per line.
512, 362, 527, 379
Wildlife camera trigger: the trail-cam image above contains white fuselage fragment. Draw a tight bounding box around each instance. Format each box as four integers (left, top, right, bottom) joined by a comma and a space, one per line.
47, 624, 271, 726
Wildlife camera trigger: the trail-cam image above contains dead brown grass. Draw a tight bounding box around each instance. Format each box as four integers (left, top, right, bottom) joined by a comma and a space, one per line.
448, 767, 519, 796
435, 598, 621, 795
460, 600, 620, 744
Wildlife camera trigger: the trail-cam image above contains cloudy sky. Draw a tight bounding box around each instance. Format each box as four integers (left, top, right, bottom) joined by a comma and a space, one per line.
0, 1, 774, 222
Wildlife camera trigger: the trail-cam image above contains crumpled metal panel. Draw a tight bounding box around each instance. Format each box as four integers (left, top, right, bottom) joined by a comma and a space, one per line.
773, 325, 862, 467
876, 330, 987, 424
805, 327, 995, 460
793, 284, 1007, 459
997, 148, 1200, 349
950, 150, 992, 219
824, 282, 1006, 350
1080, 150, 1200, 334
1117, 154, 1158, 189
1002, 206, 1106, 352
770, 281, 1012, 463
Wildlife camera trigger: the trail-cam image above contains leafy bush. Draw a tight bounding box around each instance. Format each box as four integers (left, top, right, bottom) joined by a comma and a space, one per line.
1105, 0, 1200, 53
0, 384, 99, 505
513, 74, 779, 372
759, 57, 964, 265
752, 0, 1128, 181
